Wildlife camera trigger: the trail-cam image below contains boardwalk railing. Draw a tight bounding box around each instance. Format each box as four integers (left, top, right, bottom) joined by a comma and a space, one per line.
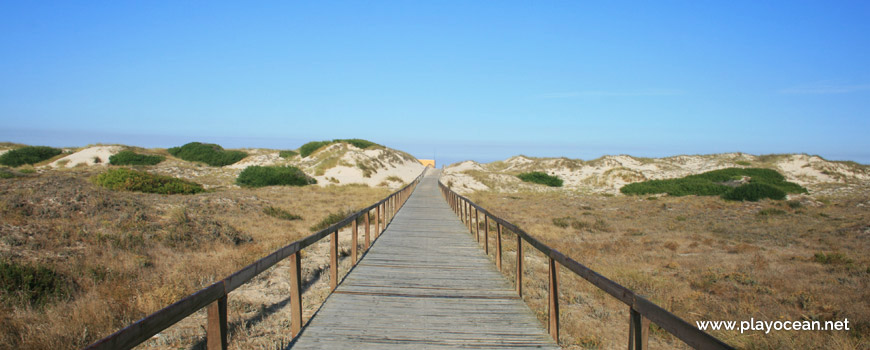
84, 169, 426, 350
439, 181, 734, 350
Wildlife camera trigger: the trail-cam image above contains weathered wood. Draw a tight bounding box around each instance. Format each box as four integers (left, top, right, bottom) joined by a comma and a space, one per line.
206, 295, 227, 350
331, 230, 339, 291
365, 209, 371, 249
629, 307, 649, 350
292, 170, 558, 349
496, 223, 502, 271
484, 215, 489, 255
516, 235, 523, 297
441, 181, 735, 350
376, 204, 381, 238
352, 218, 358, 264
475, 208, 480, 241
548, 257, 559, 343
289, 252, 303, 337
84, 282, 225, 350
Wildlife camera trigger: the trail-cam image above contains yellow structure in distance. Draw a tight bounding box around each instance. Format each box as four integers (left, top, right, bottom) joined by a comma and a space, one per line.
418, 159, 435, 168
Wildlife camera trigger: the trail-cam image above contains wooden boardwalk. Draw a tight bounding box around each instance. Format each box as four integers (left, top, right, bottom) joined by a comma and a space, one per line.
290, 170, 559, 349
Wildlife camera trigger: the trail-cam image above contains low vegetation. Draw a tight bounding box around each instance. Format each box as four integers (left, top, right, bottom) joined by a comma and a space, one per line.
309, 209, 355, 232
468, 190, 869, 349
93, 168, 204, 194
299, 139, 380, 157
0, 169, 390, 349
108, 150, 165, 166
278, 150, 298, 159
167, 142, 247, 166
0, 260, 72, 307
262, 206, 302, 221
236, 166, 316, 188
620, 168, 805, 201
517, 171, 563, 187
0, 146, 62, 166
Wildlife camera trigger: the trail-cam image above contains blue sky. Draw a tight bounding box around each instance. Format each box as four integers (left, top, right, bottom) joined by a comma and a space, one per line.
1, 1, 869, 165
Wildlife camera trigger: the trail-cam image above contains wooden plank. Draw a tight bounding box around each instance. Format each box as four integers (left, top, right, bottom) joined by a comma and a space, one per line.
629, 307, 649, 350
292, 169, 558, 350
365, 209, 371, 250
496, 223, 502, 271
483, 215, 489, 255
516, 235, 523, 297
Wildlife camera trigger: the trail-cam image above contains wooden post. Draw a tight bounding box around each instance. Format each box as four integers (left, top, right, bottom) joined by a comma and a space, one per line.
289, 252, 302, 337
380, 202, 385, 233
206, 295, 227, 350
352, 217, 358, 264
496, 223, 502, 271
375, 204, 381, 238
330, 230, 338, 291
628, 307, 650, 350
475, 208, 480, 242
484, 215, 489, 255
365, 209, 371, 250
548, 257, 559, 342
516, 235, 523, 296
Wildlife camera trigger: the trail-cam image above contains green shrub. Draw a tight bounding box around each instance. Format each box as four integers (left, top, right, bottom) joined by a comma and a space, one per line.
621, 168, 805, 200
299, 141, 333, 158
517, 171, 563, 187
263, 206, 302, 220
0, 146, 62, 166
0, 260, 72, 307
813, 252, 853, 265
787, 200, 803, 209
236, 166, 316, 188
722, 183, 786, 201
309, 209, 355, 232
0, 168, 13, 179
299, 139, 381, 157
167, 142, 247, 166
109, 150, 165, 165
93, 168, 204, 194
279, 150, 298, 159
735, 161, 751, 166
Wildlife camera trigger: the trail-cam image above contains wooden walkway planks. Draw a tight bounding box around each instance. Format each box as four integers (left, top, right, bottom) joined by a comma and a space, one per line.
290, 169, 559, 349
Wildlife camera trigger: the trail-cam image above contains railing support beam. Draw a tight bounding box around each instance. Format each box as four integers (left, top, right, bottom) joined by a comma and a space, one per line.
330, 230, 338, 291
206, 295, 227, 350
516, 235, 523, 297
629, 307, 650, 350
548, 257, 559, 343
289, 252, 302, 337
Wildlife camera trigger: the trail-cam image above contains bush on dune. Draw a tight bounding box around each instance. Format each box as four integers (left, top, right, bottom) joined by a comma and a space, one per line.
93, 168, 204, 194
167, 142, 247, 166
299, 139, 381, 157
620, 167, 805, 201
109, 150, 165, 165
236, 166, 317, 188
0, 146, 62, 167
517, 171, 563, 187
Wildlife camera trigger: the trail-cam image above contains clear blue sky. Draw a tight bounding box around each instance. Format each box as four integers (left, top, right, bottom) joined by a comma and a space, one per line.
2, 1, 869, 165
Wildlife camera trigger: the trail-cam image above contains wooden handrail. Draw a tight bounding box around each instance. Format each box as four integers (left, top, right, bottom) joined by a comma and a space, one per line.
84, 169, 427, 350
438, 181, 733, 350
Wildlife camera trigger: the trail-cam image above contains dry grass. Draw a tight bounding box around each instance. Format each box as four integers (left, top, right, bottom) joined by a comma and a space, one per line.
0, 168, 390, 350
465, 190, 870, 349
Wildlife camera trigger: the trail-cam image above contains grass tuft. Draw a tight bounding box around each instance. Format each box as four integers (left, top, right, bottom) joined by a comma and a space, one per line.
278, 150, 298, 159
0, 260, 72, 307
309, 209, 355, 232
262, 206, 302, 220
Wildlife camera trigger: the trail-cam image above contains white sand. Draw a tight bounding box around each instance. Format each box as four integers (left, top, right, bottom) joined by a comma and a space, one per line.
442, 153, 870, 195
50, 146, 123, 168
227, 152, 282, 169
